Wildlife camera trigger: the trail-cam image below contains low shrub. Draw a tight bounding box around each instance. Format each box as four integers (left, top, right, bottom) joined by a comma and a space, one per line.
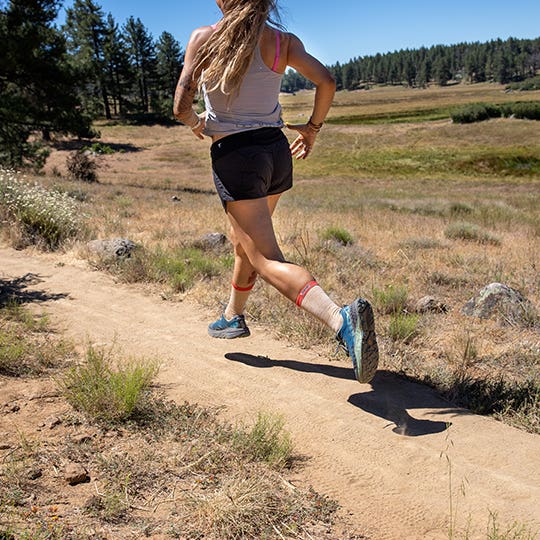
506, 76, 540, 91
0, 302, 72, 376
0, 168, 84, 249
57, 344, 159, 424
373, 284, 408, 315
388, 313, 420, 343
94, 245, 233, 293
320, 226, 354, 246
444, 221, 501, 245
85, 142, 115, 155
233, 412, 293, 468
451, 103, 501, 124
510, 101, 540, 121
66, 150, 99, 183
451, 101, 540, 123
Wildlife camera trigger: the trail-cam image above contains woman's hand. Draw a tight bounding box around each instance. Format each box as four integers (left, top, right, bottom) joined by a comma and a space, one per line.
287, 122, 317, 159
191, 114, 206, 140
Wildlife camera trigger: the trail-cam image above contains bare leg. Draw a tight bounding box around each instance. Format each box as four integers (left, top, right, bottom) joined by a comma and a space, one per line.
223, 194, 282, 318
223, 196, 379, 384
225, 197, 313, 302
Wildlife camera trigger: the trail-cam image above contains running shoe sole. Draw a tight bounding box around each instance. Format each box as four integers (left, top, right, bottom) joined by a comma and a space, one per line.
350, 298, 379, 383
208, 326, 250, 339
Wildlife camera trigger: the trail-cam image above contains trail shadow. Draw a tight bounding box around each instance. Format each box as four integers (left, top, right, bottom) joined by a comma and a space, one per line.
348, 371, 461, 437
225, 353, 459, 437
224, 352, 355, 381
0, 273, 69, 307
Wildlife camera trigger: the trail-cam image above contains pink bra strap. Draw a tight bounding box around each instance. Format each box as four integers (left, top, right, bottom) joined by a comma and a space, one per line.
210, 23, 218, 30
271, 30, 281, 72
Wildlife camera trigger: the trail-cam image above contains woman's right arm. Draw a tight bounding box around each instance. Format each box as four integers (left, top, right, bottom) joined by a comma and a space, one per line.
285, 34, 336, 159
173, 27, 213, 140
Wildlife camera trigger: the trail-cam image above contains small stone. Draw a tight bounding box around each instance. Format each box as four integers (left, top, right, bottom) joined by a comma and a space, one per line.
47, 416, 62, 429
415, 296, 448, 313
86, 238, 137, 259
72, 432, 94, 445
64, 462, 90, 485
193, 232, 228, 252
27, 467, 42, 480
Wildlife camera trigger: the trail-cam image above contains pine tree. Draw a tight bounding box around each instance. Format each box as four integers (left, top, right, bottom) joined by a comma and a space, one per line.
155, 31, 184, 115
0, 0, 92, 168
103, 13, 133, 116
64, 0, 111, 118
124, 16, 157, 113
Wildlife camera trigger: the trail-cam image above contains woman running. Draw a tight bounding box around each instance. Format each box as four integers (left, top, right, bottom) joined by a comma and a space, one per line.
173, 0, 378, 383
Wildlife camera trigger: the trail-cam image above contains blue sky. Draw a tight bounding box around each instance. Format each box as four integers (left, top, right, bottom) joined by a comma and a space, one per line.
57, 0, 540, 66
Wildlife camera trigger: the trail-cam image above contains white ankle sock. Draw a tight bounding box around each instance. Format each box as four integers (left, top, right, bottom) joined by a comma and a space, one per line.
296, 282, 343, 333
224, 281, 254, 319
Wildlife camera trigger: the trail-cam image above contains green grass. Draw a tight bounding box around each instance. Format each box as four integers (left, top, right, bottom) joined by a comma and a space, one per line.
232, 412, 294, 468
0, 302, 72, 376
93, 245, 234, 292
373, 284, 409, 315
298, 145, 540, 181
444, 222, 501, 245
327, 107, 451, 125
320, 226, 354, 245
388, 313, 421, 343
57, 344, 159, 424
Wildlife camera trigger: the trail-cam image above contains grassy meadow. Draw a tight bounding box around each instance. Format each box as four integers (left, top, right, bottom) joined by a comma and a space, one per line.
9, 82, 540, 435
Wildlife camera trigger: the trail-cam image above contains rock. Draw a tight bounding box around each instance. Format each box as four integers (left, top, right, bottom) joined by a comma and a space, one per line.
72, 432, 94, 445
86, 238, 137, 259
462, 282, 537, 326
64, 462, 90, 485
27, 467, 42, 480
193, 232, 228, 251
415, 296, 448, 314
47, 416, 62, 430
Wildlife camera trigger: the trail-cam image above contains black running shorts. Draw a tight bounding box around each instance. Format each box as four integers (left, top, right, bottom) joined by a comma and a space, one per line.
210, 127, 293, 208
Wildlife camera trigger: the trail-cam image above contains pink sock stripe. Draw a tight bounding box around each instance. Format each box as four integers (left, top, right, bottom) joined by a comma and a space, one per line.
232, 281, 254, 292
296, 280, 318, 307
272, 30, 281, 72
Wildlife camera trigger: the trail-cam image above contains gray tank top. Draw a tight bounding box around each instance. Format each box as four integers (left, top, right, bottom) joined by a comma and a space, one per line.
202, 45, 284, 136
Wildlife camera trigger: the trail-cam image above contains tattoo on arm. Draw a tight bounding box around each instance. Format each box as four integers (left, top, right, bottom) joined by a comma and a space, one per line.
174, 72, 199, 119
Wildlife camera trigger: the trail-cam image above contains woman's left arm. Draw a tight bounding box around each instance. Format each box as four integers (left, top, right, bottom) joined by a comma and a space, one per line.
285, 34, 336, 159
173, 26, 213, 140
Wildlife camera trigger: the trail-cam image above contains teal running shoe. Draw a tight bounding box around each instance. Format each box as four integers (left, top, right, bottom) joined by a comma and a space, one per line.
208, 314, 250, 339
336, 298, 379, 383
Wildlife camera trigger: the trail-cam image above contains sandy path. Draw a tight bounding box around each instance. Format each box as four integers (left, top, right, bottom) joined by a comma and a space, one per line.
2, 245, 539, 539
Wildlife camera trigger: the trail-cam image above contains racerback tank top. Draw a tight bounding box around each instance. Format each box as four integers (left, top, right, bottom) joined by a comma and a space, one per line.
202, 30, 284, 136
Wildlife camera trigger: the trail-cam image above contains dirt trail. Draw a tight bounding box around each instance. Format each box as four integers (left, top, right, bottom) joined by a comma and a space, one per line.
1, 245, 539, 539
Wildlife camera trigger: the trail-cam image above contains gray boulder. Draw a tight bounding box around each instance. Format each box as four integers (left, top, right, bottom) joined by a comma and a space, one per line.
193, 232, 229, 252
462, 282, 537, 326
86, 238, 137, 259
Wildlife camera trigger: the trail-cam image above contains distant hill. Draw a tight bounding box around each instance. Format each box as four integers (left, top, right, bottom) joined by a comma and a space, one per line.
281, 36, 540, 92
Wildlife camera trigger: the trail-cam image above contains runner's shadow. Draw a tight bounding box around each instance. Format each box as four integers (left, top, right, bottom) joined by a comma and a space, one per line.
348, 371, 458, 437
0, 273, 69, 307
225, 353, 457, 437
224, 352, 355, 380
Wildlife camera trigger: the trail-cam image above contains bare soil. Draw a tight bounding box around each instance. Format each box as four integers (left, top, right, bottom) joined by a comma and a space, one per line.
1, 245, 539, 539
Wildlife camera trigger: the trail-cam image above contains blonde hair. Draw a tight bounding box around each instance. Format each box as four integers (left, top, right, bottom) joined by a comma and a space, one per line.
195, 0, 283, 96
